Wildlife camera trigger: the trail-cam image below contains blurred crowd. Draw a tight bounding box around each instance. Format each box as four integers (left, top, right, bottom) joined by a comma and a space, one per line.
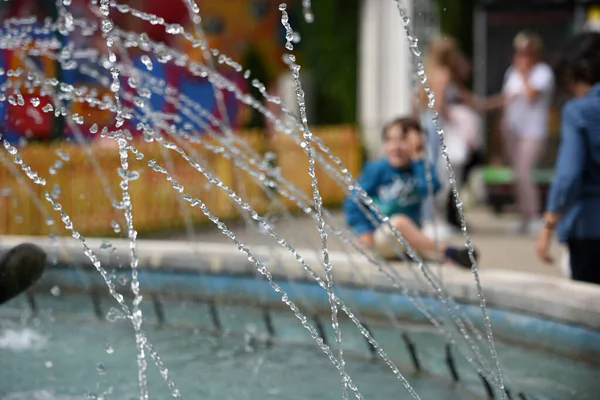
416, 32, 551, 237
345, 29, 600, 285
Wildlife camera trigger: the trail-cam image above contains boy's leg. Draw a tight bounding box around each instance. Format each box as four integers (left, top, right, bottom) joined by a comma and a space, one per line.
373, 215, 440, 260
388, 214, 443, 257
375, 214, 476, 268
373, 225, 407, 260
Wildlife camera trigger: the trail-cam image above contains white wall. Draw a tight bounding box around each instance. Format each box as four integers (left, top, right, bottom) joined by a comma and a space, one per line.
359, 0, 413, 160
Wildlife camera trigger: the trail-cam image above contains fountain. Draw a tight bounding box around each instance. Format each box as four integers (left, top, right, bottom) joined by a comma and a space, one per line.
0, 1, 599, 399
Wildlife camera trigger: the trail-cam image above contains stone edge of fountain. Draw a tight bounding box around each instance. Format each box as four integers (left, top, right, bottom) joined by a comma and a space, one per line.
1, 235, 598, 332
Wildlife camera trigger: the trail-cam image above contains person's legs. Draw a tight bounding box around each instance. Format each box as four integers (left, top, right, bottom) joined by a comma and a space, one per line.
509, 136, 544, 234
567, 239, 600, 285
502, 128, 518, 167
373, 225, 407, 260
446, 161, 465, 230
375, 214, 476, 268
462, 149, 483, 186
503, 130, 528, 233
446, 190, 460, 228
514, 137, 544, 220
421, 112, 452, 238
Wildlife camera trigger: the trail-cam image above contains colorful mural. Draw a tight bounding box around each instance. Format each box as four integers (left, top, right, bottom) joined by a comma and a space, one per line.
207, 0, 285, 76
176, 0, 290, 129
0, 0, 290, 141
1, 26, 57, 142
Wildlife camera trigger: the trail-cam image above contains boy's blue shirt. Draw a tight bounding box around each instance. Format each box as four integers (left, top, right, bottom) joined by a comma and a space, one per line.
344, 158, 441, 234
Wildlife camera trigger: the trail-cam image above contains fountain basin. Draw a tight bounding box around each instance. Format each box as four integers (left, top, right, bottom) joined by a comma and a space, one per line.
1, 236, 599, 399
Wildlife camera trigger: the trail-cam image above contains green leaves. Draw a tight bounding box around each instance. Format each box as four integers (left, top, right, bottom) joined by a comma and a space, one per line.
295, 0, 359, 124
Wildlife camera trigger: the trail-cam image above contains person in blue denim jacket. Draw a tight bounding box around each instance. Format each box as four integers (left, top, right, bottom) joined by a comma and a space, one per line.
344, 117, 477, 268
536, 32, 600, 284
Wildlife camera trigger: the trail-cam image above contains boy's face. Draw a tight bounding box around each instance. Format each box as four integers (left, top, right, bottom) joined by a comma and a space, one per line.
383, 124, 417, 167
406, 128, 423, 157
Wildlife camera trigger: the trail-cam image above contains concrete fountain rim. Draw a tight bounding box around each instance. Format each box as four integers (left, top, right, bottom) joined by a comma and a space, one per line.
1, 234, 599, 331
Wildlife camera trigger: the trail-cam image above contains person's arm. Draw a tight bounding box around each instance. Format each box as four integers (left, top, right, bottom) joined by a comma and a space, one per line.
428, 69, 451, 119
411, 159, 441, 197
545, 102, 585, 223
344, 162, 381, 245
479, 93, 506, 111
522, 66, 554, 103
458, 66, 511, 112
522, 78, 541, 102
459, 88, 504, 112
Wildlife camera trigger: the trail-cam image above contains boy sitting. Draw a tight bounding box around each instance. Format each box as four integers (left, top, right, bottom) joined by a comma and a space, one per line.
344, 117, 477, 268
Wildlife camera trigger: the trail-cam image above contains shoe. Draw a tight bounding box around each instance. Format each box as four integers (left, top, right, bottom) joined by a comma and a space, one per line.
507, 218, 543, 236
447, 247, 478, 269
523, 219, 544, 236
507, 220, 527, 235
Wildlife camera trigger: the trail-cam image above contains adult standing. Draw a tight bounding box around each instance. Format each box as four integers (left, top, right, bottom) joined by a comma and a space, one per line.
502, 32, 555, 235
418, 36, 485, 237
536, 32, 600, 285
418, 36, 464, 240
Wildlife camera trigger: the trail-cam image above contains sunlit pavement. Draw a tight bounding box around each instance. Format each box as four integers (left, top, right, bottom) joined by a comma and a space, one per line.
157, 208, 565, 279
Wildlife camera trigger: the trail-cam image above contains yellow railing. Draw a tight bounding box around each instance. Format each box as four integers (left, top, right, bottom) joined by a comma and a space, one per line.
0, 126, 362, 237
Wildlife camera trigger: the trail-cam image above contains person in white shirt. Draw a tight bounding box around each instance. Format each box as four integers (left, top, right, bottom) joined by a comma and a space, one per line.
501, 31, 555, 235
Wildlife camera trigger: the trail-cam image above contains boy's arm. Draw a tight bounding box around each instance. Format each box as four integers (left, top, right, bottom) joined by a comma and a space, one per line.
344, 162, 380, 240
411, 159, 441, 197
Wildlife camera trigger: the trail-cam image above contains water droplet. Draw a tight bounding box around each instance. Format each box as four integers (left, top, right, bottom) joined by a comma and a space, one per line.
101, 20, 113, 33
110, 220, 121, 233
97, 363, 106, 375
44, 360, 53, 368
55, 149, 70, 161
128, 77, 137, 89
141, 55, 153, 71
165, 24, 183, 35
117, 168, 140, 181
304, 10, 314, 23
4, 141, 17, 155
105, 307, 126, 323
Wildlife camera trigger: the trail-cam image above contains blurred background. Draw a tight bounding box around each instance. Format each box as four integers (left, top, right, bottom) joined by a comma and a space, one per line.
0, 0, 599, 247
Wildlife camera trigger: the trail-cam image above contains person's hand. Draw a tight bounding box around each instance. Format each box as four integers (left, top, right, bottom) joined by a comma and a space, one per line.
515, 55, 532, 80
536, 226, 554, 264
408, 134, 424, 161
410, 146, 424, 162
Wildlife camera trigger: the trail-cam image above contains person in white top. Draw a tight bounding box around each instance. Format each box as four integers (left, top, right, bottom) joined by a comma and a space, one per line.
501, 31, 555, 235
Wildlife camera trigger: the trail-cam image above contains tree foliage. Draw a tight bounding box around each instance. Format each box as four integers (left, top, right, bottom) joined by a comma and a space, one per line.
295, 0, 359, 124
436, 0, 475, 59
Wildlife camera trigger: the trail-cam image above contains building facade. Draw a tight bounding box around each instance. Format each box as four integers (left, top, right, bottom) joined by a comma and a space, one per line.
359, 0, 439, 160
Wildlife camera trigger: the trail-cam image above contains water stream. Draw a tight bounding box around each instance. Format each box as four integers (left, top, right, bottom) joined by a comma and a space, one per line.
0, 1, 508, 398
